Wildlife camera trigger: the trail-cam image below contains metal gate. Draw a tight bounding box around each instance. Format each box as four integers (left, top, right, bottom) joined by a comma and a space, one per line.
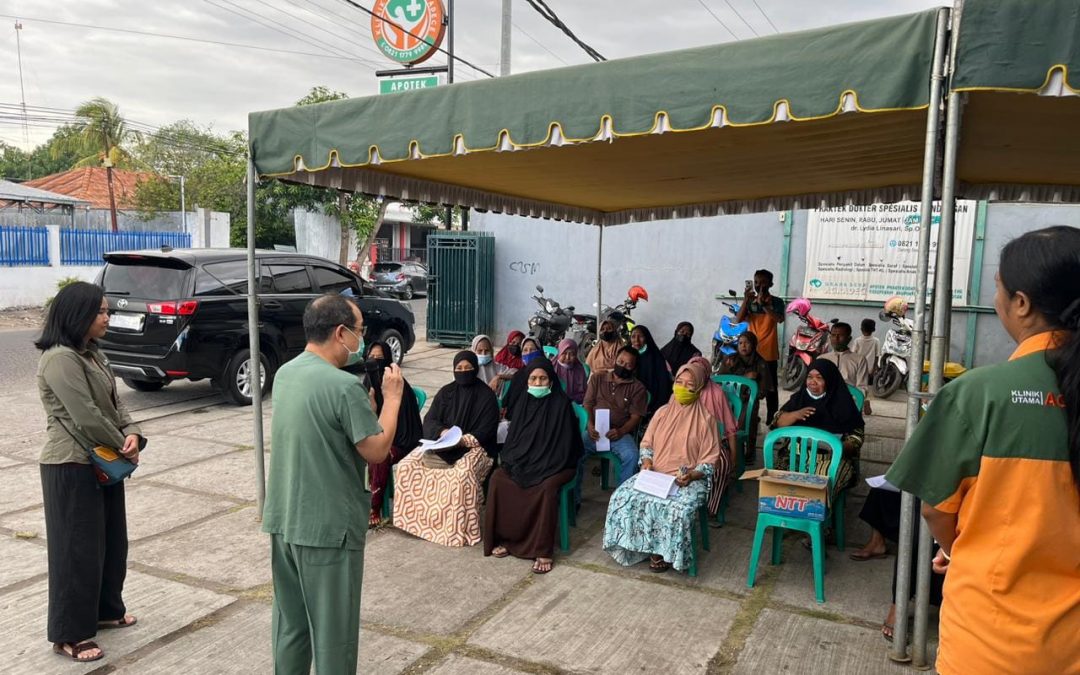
426, 232, 495, 346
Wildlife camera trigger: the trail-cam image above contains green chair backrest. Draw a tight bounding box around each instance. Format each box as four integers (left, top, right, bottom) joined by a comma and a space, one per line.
762, 426, 844, 494
712, 374, 758, 433
583, 363, 591, 380
572, 402, 589, 436
847, 384, 865, 411
543, 345, 559, 360
498, 380, 511, 408
411, 385, 427, 410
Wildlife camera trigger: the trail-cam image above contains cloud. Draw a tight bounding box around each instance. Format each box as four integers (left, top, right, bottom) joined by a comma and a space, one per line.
0, 0, 948, 149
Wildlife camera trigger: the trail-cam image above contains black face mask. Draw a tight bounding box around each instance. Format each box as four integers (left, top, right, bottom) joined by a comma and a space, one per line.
454, 370, 478, 386
613, 364, 634, 380
600, 331, 616, 342
676, 334, 690, 343
508, 344, 522, 356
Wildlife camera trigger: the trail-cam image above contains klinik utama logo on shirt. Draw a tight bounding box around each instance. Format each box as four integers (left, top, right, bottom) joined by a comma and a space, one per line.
1011, 389, 1066, 407
370, 0, 447, 65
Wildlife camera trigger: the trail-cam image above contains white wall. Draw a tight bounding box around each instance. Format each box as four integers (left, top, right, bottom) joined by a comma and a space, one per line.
0, 266, 100, 308
294, 208, 358, 263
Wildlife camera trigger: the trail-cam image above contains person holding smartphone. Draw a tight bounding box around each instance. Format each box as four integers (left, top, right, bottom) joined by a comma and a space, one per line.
735, 269, 785, 425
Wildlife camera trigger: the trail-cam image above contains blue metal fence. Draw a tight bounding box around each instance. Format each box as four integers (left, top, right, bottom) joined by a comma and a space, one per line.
60, 229, 192, 266
0, 226, 50, 267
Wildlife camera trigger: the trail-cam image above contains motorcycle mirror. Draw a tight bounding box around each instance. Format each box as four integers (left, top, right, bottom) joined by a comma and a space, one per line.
830, 318, 839, 324
566, 306, 574, 312
727, 290, 738, 297
536, 285, 544, 293
878, 310, 891, 321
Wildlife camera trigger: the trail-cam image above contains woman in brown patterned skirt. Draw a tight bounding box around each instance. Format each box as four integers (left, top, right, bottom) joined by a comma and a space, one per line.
393, 351, 500, 546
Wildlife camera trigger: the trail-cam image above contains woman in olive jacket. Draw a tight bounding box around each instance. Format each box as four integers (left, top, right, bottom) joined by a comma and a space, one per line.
35, 282, 145, 662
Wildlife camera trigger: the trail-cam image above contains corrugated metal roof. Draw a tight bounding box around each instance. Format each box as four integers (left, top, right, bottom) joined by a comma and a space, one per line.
0, 179, 88, 206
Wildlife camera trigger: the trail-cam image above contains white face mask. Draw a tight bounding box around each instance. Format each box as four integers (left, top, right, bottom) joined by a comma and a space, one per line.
342, 327, 365, 366
805, 387, 826, 400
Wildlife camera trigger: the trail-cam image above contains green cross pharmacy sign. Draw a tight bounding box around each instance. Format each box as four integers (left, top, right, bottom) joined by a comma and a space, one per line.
370, 0, 446, 66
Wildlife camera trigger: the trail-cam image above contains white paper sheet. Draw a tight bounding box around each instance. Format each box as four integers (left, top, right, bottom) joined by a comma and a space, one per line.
418, 425, 463, 452
496, 420, 510, 445
633, 469, 679, 499
866, 474, 900, 492
595, 409, 611, 452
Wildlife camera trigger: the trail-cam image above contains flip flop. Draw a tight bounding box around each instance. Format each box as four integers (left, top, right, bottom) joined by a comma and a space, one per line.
53, 641, 104, 662
491, 547, 510, 559
648, 556, 671, 573
532, 559, 553, 574
98, 615, 137, 629
849, 550, 889, 562
882, 622, 894, 642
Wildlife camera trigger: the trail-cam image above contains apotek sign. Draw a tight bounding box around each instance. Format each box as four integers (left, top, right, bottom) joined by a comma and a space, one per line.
380, 76, 440, 94
370, 0, 446, 66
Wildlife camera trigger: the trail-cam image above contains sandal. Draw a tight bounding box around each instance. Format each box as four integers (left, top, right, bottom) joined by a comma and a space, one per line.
53, 641, 104, 662
368, 512, 382, 529
849, 549, 888, 562
882, 622, 894, 642
98, 614, 137, 629
491, 546, 509, 559
648, 555, 671, 573
532, 558, 553, 574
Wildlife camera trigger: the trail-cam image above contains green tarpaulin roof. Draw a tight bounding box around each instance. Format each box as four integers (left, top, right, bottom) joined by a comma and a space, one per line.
250, 10, 940, 225
952, 0, 1080, 202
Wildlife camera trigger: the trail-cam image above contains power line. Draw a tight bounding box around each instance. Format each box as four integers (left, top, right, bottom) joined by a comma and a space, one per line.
749, 0, 780, 33
288, 0, 397, 62
0, 13, 380, 64
693, 0, 739, 40
512, 20, 570, 66
523, 0, 605, 62
722, 0, 760, 37
338, 0, 495, 78
244, 0, 384, 63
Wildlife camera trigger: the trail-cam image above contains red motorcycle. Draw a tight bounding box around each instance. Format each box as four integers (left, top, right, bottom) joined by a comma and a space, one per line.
780, 297, 835, 391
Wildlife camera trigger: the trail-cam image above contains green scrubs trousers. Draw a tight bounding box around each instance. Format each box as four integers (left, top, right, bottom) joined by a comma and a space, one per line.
270, 534, 365, 675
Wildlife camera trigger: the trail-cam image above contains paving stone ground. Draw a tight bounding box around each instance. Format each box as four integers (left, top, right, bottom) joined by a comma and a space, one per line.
0, 332, 938, 674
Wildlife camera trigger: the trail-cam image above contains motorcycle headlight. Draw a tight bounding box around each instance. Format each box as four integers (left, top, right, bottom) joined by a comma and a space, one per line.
545, 300, 557, 313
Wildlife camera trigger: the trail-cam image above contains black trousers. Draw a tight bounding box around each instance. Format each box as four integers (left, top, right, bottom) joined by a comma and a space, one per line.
40, 463, 128, 644
860, 488, 944, 607
764, 359, 780, 423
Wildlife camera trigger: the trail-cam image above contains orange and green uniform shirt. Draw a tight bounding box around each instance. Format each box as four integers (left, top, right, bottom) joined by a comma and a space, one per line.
887, 332, 1080, 675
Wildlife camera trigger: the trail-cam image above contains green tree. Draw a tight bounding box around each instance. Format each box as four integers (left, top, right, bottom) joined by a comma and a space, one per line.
58, 97, 142, 230
0, 142, 30, 181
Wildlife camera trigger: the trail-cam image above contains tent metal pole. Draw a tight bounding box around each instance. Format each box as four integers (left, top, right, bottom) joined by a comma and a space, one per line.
891, 6, 950, 663
597, 224, 603, 334
246, 152, 266, 518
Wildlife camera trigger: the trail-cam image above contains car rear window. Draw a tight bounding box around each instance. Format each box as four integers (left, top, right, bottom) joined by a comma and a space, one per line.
195, 260, 253, 296
102, 261, 191, 299
374, 263, 400, 272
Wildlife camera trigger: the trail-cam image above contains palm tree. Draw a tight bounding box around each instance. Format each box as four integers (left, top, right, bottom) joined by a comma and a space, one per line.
59, 97, 140, 231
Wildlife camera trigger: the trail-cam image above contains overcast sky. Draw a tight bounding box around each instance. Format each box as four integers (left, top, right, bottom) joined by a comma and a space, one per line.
0, 0, 949, 149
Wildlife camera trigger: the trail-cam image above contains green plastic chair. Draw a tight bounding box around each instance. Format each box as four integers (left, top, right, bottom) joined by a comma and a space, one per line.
412, 385, 428, 410
746, 426, 844, 603
557, 402, 590, 551
383, 386, 428, 519
497, 380, 511, 409
847, 384, 865, 411
712, 375, 759, 496
543, 345, 558, 360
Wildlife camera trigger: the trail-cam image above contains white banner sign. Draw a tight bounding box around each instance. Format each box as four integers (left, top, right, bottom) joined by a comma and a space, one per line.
803, 201, 977, 305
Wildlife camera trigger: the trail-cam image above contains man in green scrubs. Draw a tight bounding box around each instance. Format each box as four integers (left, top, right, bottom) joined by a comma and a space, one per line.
262, 294, 403, 674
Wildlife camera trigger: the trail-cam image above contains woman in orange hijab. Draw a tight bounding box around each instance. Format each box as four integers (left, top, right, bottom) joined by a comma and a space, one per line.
602, 360, 721, 573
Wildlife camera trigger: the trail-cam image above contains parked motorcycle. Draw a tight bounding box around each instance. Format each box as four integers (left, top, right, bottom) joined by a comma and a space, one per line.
780, 297, 835, 391
872, 297, 968, 398
527, 285, 575, 347
710, 290, 749, 373
568, 285, 649, 360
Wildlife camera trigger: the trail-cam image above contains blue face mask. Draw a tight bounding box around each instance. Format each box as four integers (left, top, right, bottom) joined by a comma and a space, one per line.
476, 354, 493, 366
638, 345, 648, 354
528, 385, 552, 399
343, 327, 365, 367
522, 351, 542, 364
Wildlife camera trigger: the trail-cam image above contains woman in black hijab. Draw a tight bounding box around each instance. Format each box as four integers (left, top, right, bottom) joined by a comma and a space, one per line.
771, 358, 865, 498
484, 359, 582, 574
393, 351, 500, 547
354, 341, 424, 527
629, 325, 673, 414
660, 321, 703, 374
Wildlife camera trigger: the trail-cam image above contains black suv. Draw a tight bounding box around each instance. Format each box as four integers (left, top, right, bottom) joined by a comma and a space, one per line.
95, 249, 416, 405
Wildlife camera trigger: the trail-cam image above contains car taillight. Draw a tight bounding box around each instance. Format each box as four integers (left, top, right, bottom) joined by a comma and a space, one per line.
147, 300, 199, 316
395, 273, 405, 281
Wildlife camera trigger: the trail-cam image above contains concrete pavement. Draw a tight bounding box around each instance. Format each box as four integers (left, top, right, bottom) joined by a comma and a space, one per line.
0, 329, 937, 674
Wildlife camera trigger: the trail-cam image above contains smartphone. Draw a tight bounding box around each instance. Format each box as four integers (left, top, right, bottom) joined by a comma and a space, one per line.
745, 279, 754, 293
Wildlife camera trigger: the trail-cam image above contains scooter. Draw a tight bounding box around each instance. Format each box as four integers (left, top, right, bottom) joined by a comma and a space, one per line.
568, 285, 649, 360
526, 285, 575, 347
780, 297, 835, 391
711, 290, 749, 373
872, 303, 968, 397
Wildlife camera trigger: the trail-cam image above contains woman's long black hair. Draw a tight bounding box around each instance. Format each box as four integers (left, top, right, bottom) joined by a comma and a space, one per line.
999, 225, 1080, 491
34, 281, 105, 351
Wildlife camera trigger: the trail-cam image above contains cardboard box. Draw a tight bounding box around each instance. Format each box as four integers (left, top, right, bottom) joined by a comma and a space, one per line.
740, 468, 829, 522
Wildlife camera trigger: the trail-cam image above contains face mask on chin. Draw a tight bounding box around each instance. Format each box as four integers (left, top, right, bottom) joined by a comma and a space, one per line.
806, 387, 826, 400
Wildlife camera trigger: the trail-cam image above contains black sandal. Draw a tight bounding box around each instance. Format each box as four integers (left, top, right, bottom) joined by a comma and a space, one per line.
98, 614, 137, 629
648, 555, 671, 573
53, 641, 104, 662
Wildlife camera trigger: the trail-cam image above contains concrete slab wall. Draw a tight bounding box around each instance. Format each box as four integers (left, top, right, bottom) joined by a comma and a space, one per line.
471, 202, 1075, 367
0, 265, 100, 307
294, 208, 358, 264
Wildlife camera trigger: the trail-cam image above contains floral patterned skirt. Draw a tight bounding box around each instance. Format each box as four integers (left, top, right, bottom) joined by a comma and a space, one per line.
602, 474, 709, 572
392, 446, 492, 547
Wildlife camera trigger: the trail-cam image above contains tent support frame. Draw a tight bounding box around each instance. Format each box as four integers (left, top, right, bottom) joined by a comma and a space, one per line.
891, 5, 951, 664
247, 153, 266, 519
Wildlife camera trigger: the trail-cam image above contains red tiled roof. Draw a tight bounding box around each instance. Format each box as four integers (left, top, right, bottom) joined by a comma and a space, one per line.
24, 167, 157, 210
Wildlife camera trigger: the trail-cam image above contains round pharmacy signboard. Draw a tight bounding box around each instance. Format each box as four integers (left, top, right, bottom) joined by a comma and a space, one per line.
370, 0, 446, 65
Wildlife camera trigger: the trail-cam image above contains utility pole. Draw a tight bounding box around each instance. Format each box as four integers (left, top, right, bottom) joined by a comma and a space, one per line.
14, 20, 30, 179
500, 0, 512, 76
445, 0, 455, 230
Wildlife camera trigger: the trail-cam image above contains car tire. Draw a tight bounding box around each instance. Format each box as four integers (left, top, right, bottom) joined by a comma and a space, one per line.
122, 378, 165, 392
220, 348, 271, 406
378, 328, 406, 364
403, 284, 414, 300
